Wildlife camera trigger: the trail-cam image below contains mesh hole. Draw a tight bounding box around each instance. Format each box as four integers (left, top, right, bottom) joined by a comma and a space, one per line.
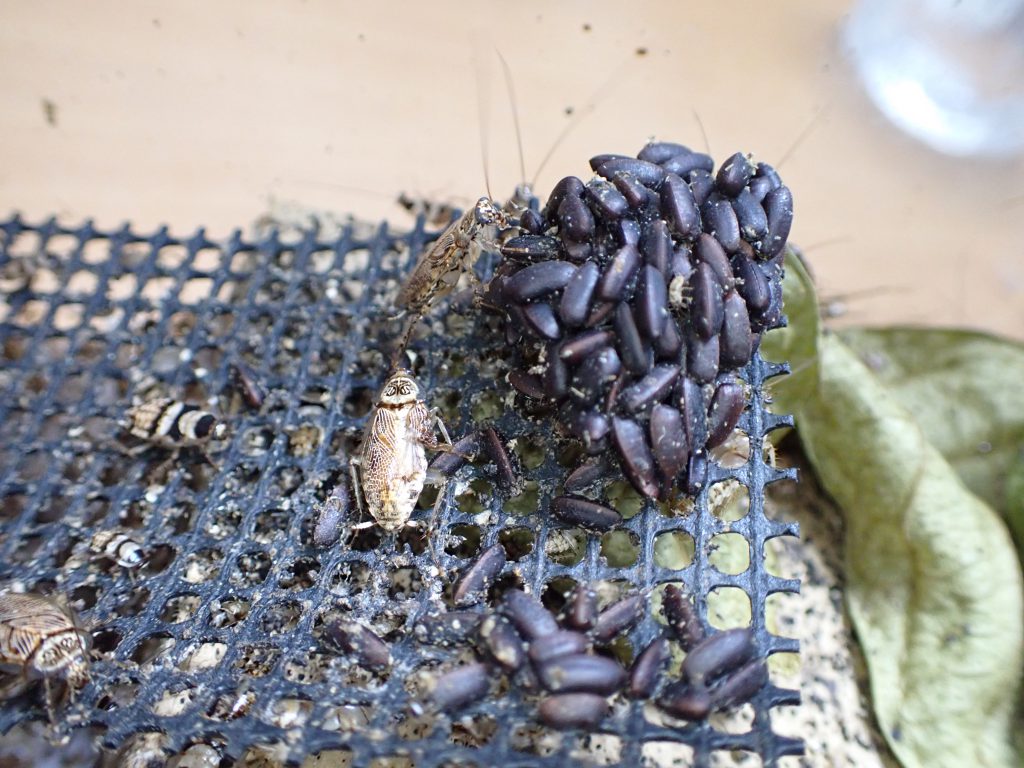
706, 587, 752, 630
653, 531, 695, 569
709, 533, 750, 575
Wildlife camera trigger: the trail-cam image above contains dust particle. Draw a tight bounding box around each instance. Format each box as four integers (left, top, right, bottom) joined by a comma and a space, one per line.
582, 23, 592, 32
635, 47, 648, 57
41, 99, 57, 127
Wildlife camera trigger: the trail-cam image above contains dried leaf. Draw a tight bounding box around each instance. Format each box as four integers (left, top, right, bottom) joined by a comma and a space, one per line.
763, 253, 1024, 768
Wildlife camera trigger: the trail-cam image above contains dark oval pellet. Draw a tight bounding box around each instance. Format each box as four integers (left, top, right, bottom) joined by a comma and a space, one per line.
597, 243, 641, 301
731, 254, 771, 315
585, 300, 616, 328
682, 628, 755, 685
755, 161, 782, 191
551, 496, 622, 530
588, 152, 633, 168
453, 542, 507, 606
415, 611, 483, 646
565, 584, 599, 631
694, 233, 735, 289
691, 262, 724, 341
636, 265, 669, 340
560, 329, 614, 364
543, 344, 570, 400
685, 452, 708, 495
428, 663, 491, 712
614, 217, 642, 246
619, 364, 680, 413
537, 653, 627, 695
563, 239, 593, 263
230, 362, 266, 410
571, 347, 621, 406
640, 219, 671, 274
522, 301, 561, 340
628, 637, 671, 699
687, 168, 715, 207
502, 589, 559, 640
594, 157, 666, 187
611, 171, 651, 209
538, 693, 609, 730
559, 260, 601, 328
566, 408, 611, 453
701, 194, 741, 253
732, 188, 769, 242
706, 381, 745, 450
313, 486, 349, 548
649, 403, 689, 482
325, 620, 391, 669
658, 681, 712, 720
429, 431, 481, 476
584, 178, 630, 220
662, 151, 715, 177
505, 261, 577, 302
520, 208, 544, 234
564, 457, 610, 494
481, 425, 519, 492
501, 234, 563, 261
709, 659, 768, 710
715, 151, 754, 196
686, 332, 720, 384
660, 172, 702, 240
638, 141, 691, 163
508, 369, 546, 400
662, 584, 705, 650
542, 176, 586, 222
592, 593, 645, 643
653, 316, 683, 360
719, 291, 754, 370
679, 376, 707, 453
613, 302, 652, 375
611, 416, 659, 499
558, 192, 596, 242
528, 629, 590, 666
479, 614, 526, 671
762, 185, 793, 258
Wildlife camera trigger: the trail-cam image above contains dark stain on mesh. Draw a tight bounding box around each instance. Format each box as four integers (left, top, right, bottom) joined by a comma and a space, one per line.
0, 174, 799, 765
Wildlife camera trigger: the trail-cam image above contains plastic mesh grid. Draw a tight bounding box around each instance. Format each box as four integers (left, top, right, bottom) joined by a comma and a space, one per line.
0, 210, 800, 766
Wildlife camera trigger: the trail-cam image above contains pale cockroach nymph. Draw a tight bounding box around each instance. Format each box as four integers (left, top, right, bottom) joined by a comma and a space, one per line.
348, 369, 453, 539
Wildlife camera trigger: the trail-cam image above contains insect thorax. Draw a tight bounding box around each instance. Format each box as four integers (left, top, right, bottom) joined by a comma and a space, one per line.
32, 630, 87, 680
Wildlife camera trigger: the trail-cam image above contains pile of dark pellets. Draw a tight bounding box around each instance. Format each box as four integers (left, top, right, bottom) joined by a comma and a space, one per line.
485, 142, 791, 499
408, 549, 768, 729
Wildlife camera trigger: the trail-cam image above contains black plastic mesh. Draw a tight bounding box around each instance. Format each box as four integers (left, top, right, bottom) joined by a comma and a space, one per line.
0, 210, 800, 765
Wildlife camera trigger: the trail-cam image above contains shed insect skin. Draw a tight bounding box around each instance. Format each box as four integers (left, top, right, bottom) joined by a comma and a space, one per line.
0, 592, 90, 723
396, 197, 511, 318
348, 369, 453, 541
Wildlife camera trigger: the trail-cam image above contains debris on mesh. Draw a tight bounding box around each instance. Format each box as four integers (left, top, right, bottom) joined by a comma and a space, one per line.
0, 139, 800, 766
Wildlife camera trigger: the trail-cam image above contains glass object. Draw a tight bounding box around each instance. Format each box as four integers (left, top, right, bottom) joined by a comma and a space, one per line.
844, 0, 1024, 157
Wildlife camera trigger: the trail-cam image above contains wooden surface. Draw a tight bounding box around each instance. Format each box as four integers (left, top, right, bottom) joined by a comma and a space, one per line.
2, 1, 1022, 339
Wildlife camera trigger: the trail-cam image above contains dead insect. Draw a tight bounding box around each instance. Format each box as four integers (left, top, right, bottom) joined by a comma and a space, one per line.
90, 528, 147, 570
0, 591, 90, 722
122, 397, 227, 467
396, 197, 510, 318
348, 369, 452, 540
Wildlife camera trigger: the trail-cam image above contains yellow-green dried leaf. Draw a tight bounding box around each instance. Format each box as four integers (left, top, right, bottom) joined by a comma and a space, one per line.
763, 256, 1024, 768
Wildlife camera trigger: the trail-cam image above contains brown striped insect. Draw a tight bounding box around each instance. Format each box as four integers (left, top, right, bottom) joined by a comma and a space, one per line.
0, 591, 90, 722
349, 369, 453, 540
121, 397, 227, 469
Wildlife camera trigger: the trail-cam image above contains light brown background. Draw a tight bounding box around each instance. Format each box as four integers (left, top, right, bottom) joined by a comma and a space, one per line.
2, 1, 1022, 339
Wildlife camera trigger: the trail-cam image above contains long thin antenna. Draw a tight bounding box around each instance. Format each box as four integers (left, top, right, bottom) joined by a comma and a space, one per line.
496, 49, 527, 189
777, 104, 831, 170
474, 42, 494, 200
530, 59, 636, 188
692, 109, 711, 157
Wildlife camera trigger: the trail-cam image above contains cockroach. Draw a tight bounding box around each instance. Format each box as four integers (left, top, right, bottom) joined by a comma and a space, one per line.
348, 369, 453, 545
0, 591, 90, 723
